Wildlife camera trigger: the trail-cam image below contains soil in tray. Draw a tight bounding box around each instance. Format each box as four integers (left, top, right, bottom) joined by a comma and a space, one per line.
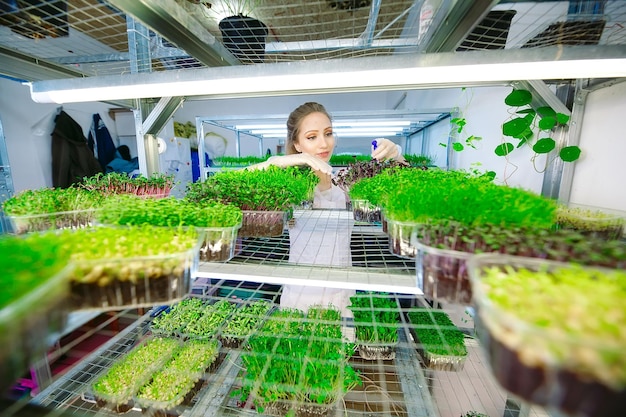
344, 357, 408, 417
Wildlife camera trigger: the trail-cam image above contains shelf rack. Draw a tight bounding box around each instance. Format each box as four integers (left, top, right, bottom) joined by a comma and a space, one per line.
13, 209, 551, 417
197, 209, 419, 295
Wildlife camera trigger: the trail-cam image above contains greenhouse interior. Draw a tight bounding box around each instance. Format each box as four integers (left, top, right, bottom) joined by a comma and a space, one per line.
0, 1, 625, 417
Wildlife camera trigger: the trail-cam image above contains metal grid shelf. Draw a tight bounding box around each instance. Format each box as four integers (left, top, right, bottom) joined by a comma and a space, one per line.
197, 209, 420, 295
20, 286, 549, 417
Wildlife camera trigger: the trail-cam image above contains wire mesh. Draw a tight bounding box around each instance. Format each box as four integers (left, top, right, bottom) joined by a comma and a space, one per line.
1, 0, 626, 78
13, 287, 552, 417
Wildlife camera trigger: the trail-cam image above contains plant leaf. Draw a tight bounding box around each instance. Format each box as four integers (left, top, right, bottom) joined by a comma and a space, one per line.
559, 146, 582, 162
504, 89, 532, 106
532, 138, 556, 154
538, 117, 556, 130
536, 106, 556, 118
556, 113, 570, 124
516, 108, 535, 115
452, 142, 464, 152
502, 117, 532, 138
494, 143, 514, 156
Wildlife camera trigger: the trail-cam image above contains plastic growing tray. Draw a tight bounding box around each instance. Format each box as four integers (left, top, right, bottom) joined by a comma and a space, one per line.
356, 341, 397, 361
0, 265, 71, 393
92, 336, 181, 412
407, 309, 467, 372
351, 199, 381, 223
69, 245, 200, 311
386, 217, 420, 258
556, 203, 625, 240
198, 224, 242, 262
239, 210, 286, 238
414, 240, 473, 305
468, 254, 626, 417
134, 339, 221, 414
8, 208, 98, 234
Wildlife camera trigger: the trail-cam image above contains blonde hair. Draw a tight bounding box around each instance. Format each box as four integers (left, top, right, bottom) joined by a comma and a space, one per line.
286, 102, 332, 155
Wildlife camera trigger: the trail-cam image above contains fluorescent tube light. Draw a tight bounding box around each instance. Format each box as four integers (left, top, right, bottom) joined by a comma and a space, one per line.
29, 47, 626, 104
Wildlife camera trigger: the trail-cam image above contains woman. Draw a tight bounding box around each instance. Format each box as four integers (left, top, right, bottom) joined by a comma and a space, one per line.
250, 102, 405, 316
253, 102, 404, 208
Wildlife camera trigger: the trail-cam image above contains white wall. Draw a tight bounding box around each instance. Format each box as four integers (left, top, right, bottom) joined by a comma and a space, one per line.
3, 75, 625, 211
0, 77, 118, 192
568, 80, 626, 212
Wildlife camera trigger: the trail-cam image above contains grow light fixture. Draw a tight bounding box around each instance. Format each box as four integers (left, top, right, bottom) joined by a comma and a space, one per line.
28, 46, 626, 104
235, 120, 412, 139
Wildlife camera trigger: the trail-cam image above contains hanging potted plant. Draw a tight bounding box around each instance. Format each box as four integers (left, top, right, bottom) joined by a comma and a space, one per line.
214, 0, 268, 64
496, 88, 581, 175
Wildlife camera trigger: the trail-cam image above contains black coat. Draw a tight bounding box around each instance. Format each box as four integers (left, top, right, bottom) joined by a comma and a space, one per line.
51, 111, 103, 188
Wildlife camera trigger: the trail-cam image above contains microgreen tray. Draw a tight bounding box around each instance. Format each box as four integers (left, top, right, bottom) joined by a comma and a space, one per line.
92, 336, 181, 411
468, 254, 626, 417
69, 243, 201, 311
239, 210, 286, 237
0, 264, 71, 392
8, 208, 99, 234
135, 339, 221, 413
407, 308, 468, 372
198, 224, 242, 262
351, 199, 381, 223
414, 240, 473, 305
556, 203, 625, 240
386, 217, 421, 258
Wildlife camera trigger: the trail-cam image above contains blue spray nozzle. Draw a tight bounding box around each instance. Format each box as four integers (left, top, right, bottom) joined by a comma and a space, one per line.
371, 140, 378, 150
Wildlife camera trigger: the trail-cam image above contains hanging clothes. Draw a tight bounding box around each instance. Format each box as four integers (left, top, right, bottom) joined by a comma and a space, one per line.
87, 113, 117, 171
51, 111, 103, 188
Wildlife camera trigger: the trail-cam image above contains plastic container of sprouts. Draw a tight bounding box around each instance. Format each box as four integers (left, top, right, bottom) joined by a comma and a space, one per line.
468, 253, 626, 417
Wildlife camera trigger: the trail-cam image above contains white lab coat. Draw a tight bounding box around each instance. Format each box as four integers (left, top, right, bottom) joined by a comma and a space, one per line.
280, 184, 356, 317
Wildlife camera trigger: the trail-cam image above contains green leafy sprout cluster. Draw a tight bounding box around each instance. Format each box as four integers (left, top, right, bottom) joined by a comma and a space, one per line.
234, 306, 361, 412
0, 233, 69, 309
351, 168, 556, 229
333, 158, 410, 194
92, 337, 180, 405
416, 219, 625, 269
97, 195, 242, 228
213, 155, 270, 167
407, 309, 467, 358
349, 292, 400, 344
3, 187, 103, 233
53, 225, 200, 285
136, 339, 220, 410
556, 205, 625, 238
477, 264, 626, 389
185, 166, 318, 211
3, 186, 103, 216
80, 172, 175, 197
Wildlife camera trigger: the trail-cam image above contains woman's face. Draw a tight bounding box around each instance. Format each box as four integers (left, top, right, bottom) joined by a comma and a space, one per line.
293, 112, 335, 162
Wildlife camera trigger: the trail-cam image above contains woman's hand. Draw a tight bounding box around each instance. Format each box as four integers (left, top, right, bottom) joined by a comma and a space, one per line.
248, 154, 333, 175
371, 138, 405, 162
